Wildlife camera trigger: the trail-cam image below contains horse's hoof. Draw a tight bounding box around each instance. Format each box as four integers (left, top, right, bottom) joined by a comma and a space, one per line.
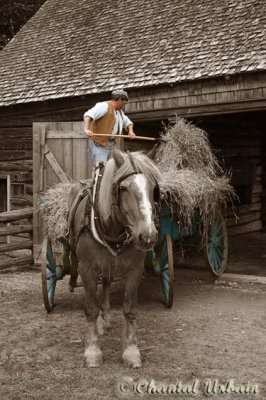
122, 345, 142, 368
84, 346, 103, 368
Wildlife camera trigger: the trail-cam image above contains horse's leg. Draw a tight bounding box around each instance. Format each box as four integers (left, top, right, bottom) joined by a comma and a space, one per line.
99, 277, 112, 332
79, 259, 103, 368
122, 264, 143, 368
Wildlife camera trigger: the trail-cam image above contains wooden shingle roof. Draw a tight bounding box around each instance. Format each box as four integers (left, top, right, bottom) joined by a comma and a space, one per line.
0, 0, 265, 106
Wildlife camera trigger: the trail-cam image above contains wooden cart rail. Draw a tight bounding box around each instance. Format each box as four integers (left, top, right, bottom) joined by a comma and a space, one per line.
0, 207, 34, 270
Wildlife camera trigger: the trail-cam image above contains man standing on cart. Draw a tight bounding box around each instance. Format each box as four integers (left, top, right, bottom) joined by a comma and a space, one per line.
84, 89, 136, 166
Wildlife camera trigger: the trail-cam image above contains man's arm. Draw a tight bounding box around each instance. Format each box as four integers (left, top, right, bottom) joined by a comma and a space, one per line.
83, 102, 108, 137
84, 116, 94, 137
122, 112, 136, 138
127, 124, 135, 137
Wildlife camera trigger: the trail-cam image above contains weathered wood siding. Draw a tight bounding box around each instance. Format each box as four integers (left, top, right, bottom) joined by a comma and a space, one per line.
127, 72, 266, 120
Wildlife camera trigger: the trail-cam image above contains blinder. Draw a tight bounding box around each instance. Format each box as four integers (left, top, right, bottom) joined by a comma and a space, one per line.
113, 171, 139, 208
113, 173, 160, 207
112, 150, 161, 231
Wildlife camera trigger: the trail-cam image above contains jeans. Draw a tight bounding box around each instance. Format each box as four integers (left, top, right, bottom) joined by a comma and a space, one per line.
88, 139, 113, 166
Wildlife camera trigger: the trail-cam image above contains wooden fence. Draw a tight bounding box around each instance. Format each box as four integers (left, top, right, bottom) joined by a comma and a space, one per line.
0, 207, 33, 270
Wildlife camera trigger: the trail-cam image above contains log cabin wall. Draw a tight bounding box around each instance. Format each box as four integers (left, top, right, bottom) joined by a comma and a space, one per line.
0, 72, 265, 233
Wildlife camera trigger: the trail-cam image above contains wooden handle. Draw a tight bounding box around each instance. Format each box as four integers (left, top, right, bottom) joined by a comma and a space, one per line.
92, 133, 156, 141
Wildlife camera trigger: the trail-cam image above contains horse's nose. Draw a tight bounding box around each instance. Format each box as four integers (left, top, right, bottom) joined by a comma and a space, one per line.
138, 231, 157, 249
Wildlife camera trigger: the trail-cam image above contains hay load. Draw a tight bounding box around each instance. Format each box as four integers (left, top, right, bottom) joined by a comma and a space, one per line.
156, 118, 235, 231
40, 182, 75, 261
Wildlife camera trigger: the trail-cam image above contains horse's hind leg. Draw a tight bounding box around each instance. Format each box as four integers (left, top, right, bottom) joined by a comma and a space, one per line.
79, 260, 103, 368
122, 266, 143, 368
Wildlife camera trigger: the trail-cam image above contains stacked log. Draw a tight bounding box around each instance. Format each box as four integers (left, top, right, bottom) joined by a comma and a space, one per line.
0, 207, 33, 270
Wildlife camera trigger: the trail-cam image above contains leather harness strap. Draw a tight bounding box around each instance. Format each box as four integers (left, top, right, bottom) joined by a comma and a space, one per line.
91, 163, 133, 256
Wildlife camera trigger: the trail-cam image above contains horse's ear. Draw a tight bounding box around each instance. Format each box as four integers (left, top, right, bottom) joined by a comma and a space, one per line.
112, 144, 125, 168
146, 143, 159, 160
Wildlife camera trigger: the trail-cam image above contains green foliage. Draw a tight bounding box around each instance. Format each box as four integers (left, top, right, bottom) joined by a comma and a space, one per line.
0, 0, 46, 49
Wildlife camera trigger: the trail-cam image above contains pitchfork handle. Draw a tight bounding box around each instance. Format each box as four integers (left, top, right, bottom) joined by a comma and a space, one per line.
92, 133, 157, 141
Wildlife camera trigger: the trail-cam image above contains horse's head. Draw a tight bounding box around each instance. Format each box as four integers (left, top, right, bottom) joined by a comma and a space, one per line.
111, 147, 161, 251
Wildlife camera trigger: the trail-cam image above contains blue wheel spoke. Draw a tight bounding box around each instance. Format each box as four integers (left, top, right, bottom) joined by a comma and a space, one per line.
161, 264, 169, 302
216, 247, 224, 261
161, 265, 169, 274
213, 234, 225, 242
207, 214, 227, 275
212, 253, 218, 271
46, 267, 56, 279
215, 253, 223, 270
208, 242, 214, 253
210, 222, 222, 236
47, 276, 57, 306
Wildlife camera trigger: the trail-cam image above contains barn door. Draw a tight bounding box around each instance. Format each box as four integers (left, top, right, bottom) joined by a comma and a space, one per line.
33, 121, 92, 264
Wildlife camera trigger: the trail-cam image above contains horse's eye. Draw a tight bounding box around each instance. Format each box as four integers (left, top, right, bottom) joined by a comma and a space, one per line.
119, 186, 127, 192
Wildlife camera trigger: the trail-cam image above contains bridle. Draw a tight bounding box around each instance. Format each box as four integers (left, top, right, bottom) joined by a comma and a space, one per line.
112, 152, 140, 209
91, 154, 160, 256
112, 153, 161, 232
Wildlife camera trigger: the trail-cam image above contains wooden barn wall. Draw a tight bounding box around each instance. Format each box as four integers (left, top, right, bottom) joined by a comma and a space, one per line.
127, 71, 266, 121
0, 72, 265, 233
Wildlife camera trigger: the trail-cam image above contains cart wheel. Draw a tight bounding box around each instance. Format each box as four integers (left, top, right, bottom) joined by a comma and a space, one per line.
205, 212, 228, 276
41, 235, 63, 312
160, 234, 174, 308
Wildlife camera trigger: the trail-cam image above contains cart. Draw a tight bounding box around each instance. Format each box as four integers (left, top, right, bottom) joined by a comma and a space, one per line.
41, 198, 228, 312
151, 200, 228, 308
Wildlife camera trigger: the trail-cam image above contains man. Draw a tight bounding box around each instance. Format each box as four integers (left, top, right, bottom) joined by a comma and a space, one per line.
84, 89, 135, 166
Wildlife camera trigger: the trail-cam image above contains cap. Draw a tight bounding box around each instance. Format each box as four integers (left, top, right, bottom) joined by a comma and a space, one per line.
111, 89, 129, 101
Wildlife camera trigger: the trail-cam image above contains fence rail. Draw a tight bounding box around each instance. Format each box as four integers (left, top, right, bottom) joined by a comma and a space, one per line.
0, 207, 34, 270
0, 207, 33, 223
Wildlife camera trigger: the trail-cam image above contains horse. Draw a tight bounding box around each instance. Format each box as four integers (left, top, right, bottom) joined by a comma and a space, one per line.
68, 146, 161, 368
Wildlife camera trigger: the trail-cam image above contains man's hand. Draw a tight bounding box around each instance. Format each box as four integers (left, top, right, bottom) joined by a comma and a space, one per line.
127, 124, 136, 139
84, 128, 94, 137
128, 131, 136, 139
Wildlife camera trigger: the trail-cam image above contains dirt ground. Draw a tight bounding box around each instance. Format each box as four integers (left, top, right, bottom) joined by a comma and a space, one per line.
0, 261, 265, 400
0, 232, 266, 400
176, 232, 266, 277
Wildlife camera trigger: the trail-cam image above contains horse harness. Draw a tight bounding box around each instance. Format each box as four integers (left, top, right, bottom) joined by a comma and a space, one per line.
69, 154, 160, 256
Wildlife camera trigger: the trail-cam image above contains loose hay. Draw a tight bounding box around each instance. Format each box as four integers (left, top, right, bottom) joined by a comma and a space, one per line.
40, 183, 75, 263
156, 118, 235, 236
156, 118, 222, 176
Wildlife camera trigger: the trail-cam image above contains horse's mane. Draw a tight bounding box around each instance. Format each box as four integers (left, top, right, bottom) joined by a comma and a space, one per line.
98, 151, 161, 224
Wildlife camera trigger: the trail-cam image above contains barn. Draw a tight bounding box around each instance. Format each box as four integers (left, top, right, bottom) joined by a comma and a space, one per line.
0, 0, 265, 265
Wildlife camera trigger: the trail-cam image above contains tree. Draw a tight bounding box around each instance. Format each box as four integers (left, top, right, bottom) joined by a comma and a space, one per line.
0, 0, 46, 50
